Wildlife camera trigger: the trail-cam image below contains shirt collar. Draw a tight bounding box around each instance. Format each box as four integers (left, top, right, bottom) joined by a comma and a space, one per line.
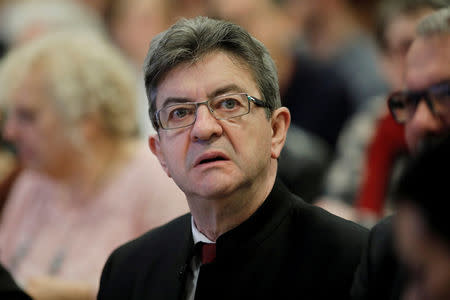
191, 216, 215, 244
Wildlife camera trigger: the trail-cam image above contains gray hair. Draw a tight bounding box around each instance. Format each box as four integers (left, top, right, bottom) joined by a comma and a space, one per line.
417, 6, 450, 36
0, 30, 137, 142
143, 16, 281, 130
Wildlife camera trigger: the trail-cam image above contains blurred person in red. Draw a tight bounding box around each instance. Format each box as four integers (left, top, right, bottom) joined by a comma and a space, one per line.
0, 31, 188, 300
351, 6, 450, 299
316, 0, 444, 225
352, 0, 450, 226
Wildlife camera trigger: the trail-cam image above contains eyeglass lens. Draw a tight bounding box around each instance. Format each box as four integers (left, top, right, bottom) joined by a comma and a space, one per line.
158, 93, 251, 129
389, 81, 450, 123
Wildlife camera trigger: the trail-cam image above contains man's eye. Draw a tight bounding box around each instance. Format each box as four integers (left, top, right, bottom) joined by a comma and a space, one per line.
169, 107, 192, 120
218, 98, 239, 110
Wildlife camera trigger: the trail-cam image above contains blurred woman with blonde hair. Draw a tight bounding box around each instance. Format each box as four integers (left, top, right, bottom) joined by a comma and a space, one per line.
0, 30, 188, 300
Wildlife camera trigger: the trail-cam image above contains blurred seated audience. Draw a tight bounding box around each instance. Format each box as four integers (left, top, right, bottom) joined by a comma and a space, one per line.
353, 0, 448, 226
0, 31, 188, 300
288, 0, 388, 111
393, 136, 450, 300
351, 7, 450, 299
316, 0, 442, 226
210, 0, 354, 150
278, 124, 332, 203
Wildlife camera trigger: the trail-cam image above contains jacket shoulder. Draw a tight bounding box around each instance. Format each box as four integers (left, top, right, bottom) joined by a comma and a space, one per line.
109, 213, 190, 262
98, 213, 191, 299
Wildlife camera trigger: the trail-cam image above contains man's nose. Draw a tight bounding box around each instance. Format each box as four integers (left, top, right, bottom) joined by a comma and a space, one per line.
190, 104, 223, 141
410, 100, 442, 132
406, 100, 444, 152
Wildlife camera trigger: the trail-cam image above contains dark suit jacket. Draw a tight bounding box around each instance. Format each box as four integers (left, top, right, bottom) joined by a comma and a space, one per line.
98, 178, 368, 300
351, 216, 407, 300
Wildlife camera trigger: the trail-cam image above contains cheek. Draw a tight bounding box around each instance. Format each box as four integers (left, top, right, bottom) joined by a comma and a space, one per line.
162, 135, 189, 174
404, 124, 419, 153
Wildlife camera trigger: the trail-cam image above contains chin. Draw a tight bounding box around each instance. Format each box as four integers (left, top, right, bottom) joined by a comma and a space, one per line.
192, 177, 242, 199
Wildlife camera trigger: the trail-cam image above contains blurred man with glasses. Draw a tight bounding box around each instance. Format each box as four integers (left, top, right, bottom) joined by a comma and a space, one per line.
352, 6, 450, 300
98, 16, 368, 300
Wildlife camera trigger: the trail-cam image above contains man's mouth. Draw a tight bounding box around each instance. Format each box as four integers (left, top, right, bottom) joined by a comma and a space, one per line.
199, 156, 227, 164
194, 152, 229, 166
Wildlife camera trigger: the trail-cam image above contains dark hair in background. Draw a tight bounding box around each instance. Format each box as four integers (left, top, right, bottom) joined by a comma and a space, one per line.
375, 0, 449, 52
143, 16, 281, 130
394, 135, 450, 245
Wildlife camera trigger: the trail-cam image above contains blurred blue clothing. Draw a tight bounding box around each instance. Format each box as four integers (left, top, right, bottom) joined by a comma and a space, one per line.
282, 54, 354, 149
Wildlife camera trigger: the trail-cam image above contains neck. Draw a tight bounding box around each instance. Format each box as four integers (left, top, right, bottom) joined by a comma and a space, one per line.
55, 136, 135, 205
189, 161, 278, 241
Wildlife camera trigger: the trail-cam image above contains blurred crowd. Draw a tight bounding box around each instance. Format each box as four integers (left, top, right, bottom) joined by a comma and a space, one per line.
0, 0, 448, 299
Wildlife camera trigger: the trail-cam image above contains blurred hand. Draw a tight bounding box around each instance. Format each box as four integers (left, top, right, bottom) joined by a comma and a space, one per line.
26, 276, 95, 300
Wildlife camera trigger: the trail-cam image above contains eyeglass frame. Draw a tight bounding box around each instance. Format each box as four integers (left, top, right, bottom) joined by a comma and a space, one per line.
154, 93, 271, 130
387, 80, 450, 124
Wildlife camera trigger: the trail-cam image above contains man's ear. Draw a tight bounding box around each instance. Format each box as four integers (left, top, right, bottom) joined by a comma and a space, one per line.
270, 107, 291, 159
149, 134, 171, 177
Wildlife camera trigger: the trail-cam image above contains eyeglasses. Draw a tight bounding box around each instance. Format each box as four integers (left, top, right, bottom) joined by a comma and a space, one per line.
387, 80, 450, 124
155, 93, 270, 130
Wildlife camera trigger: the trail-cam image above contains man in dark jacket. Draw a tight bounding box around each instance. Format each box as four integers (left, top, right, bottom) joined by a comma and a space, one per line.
352, 6, 450, 300
98, 16, 367, 300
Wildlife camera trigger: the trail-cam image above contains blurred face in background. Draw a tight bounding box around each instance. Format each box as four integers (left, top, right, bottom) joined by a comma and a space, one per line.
208, 0, 259, 21
395, 203, 450, 300
109, 0, 171, 66
3, 71, 78, 177
404, 34, 450, 153
381, 8, 434, 91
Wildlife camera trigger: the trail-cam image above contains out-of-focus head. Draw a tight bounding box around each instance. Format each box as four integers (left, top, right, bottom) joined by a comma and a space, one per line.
106, 0, 174, 66
387, 7, 450, 153
75, 0, 112, 18
375, 0, 445, 90
394, 136, 450, 300
0, 31, 137, 176
295, 0, 378, 41
0, 0, 105, 47
208, 0, 261, 22
144, 16, 281, 131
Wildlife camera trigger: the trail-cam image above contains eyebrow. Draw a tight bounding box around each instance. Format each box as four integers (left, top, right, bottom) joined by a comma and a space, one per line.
159, 84, 247, 108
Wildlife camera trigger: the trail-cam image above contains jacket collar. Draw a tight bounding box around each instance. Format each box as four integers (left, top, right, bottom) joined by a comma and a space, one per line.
215, 177, 294, 262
